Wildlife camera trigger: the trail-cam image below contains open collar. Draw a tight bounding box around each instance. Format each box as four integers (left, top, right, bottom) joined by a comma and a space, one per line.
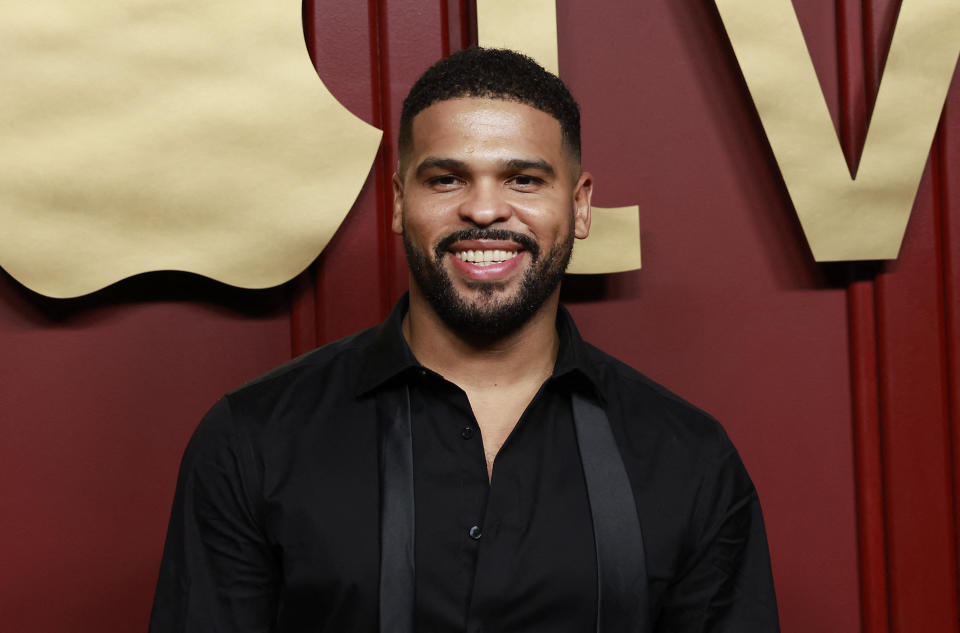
355, 295, 604, 402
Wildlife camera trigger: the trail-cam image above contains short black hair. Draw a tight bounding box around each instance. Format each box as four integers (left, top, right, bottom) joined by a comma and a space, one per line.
398, 47, 581, 171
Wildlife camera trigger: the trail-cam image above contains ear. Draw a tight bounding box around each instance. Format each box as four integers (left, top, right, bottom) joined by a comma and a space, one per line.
391, 171, 404, 235
572, 171, 593, 239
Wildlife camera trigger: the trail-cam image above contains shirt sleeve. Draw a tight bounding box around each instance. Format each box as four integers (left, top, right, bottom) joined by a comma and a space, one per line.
149, 397, 280, 633
654, 443, 781, 633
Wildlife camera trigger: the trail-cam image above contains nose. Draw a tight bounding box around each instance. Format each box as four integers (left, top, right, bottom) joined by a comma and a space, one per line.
457, 180, 513, 227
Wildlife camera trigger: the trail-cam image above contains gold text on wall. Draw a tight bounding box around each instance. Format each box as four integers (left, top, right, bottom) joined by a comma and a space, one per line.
715, 0, 960, 261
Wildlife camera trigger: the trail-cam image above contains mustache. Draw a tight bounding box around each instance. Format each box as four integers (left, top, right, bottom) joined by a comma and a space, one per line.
434, 229, 540, 260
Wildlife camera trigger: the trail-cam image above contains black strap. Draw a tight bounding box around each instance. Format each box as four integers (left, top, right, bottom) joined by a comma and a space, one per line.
376, 388, 649, 633
572, 392, 651, 633
378, 387, 415, 633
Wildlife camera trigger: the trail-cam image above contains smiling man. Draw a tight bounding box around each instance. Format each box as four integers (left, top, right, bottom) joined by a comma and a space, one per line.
151, 48, 779, 633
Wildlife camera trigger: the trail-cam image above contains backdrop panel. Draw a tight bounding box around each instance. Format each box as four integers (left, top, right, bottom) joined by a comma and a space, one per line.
2, 2, 958, 632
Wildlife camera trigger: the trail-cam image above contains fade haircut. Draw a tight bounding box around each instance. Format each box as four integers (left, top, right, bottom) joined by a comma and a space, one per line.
397, 47, 581, 173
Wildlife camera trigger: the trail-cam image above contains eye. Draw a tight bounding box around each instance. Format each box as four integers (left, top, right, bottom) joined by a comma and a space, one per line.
427, 174, 464, 190
508, 174, 544, 189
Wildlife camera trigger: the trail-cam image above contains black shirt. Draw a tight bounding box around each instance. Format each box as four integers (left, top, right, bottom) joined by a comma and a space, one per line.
150, 297, 779, 632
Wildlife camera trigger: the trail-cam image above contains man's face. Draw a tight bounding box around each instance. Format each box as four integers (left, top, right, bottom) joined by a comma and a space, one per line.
393, 97, 592, 339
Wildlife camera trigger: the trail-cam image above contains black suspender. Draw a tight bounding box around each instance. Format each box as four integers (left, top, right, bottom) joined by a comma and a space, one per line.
378, 388, 416, 633
572, 393, 651, 633
378, 388, 650, 633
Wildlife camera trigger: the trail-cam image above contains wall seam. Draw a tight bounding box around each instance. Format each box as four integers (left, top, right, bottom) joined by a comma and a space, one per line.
838, 0, 890, 631
370, 0, 395, 320
936, 106, 960, 622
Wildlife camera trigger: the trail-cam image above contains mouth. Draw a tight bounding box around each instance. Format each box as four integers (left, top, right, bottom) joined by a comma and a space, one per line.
436, 230, 538, 261
432, 229, 538, 283
451, 247, 521, 267
442, 237, 529, 283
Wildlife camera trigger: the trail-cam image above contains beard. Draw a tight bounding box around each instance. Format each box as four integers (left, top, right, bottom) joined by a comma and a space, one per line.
403, 220, 574, 341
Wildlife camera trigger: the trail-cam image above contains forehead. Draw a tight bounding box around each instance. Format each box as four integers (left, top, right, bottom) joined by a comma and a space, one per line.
408, 97, 565, 162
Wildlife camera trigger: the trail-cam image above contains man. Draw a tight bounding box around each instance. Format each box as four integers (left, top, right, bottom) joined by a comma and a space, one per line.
150, 47, 779, 632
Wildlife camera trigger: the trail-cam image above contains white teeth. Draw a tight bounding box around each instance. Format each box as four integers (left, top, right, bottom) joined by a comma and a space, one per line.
454, 250, 519, 265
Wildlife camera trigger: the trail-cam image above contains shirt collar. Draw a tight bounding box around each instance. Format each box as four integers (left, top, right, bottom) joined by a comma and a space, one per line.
356, 295, 604, 402
552, 304, 606, 402
355, 294, 422, 396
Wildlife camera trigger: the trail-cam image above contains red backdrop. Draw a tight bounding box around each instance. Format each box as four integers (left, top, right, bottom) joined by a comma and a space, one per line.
1, 1, 958, 632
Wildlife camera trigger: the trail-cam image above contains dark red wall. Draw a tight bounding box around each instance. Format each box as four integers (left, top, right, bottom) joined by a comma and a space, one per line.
0, 275, 292, 631
1, 1, 958, 632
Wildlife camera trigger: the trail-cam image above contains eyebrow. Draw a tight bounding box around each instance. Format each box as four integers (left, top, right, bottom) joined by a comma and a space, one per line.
414, 157, 469, 179
414, 156, 556, 179
503, 158, 555, 176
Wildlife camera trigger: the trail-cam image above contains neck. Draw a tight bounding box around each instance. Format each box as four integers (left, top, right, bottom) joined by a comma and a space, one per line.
403, 286, 561, 393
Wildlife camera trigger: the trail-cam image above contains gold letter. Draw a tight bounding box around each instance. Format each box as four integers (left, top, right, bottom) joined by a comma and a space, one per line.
477, 0, 642, 273
715, 0, 960, 260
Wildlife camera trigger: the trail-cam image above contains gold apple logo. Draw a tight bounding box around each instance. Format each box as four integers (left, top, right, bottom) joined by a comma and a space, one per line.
0, 1, 381, 298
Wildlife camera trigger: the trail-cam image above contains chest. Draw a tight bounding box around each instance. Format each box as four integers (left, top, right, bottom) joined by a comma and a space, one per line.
465, 386, 542, 477
411, 387, 597, 630
264, 387, 599, 632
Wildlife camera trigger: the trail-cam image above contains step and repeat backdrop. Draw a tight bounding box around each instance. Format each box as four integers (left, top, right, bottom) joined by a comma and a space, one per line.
1, 1, 958, 631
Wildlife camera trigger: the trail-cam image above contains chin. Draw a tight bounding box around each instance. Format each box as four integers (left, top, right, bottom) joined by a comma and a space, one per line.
404, 228, 571, 341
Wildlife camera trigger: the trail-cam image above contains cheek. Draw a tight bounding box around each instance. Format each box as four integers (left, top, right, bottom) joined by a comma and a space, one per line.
513, 198, 573, 239
403, 199, 455, 239
400, 216, 445, 258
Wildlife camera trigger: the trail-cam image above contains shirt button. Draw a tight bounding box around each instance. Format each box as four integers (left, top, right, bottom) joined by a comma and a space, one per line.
468, 525, 483, 540
460, 427, 474, 439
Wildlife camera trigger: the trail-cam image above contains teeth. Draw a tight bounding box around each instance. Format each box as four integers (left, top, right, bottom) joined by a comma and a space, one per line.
454, 249, 519, 265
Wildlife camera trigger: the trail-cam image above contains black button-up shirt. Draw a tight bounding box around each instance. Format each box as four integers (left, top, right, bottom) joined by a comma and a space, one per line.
150, 297, 779, 632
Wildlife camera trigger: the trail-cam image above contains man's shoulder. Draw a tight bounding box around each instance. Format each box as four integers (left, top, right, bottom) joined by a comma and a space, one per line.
580, 341, 734, 454
220, 325, 379, 417
182, 326, 383, 470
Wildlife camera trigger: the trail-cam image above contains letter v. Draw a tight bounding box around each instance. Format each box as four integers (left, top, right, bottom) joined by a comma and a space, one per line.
715, 0, 960, 261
